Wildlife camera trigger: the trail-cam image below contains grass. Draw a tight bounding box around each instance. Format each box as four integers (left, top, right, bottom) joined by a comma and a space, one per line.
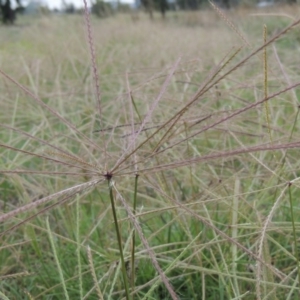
1, 5, 300, 299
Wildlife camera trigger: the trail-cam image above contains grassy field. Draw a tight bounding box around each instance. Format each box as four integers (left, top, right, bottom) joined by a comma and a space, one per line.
1, 5, 300, 299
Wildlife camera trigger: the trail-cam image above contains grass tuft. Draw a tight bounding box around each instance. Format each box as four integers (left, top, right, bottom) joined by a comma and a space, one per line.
1, 7, 300, 299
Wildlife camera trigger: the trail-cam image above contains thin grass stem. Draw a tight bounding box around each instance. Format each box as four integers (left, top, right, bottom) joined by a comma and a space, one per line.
82, 0, 108, 167
0, 291, 10, 300
231, 178, 240, 297
114, 185, 178, 300
87, 245, 104, 299
142, 230, 202, 299
75, 194, 83, 299
46, 217, 70, 300
0, 69, 103, 154
288, 183, 300, 292
130, 174, 139, 298
114, 81, 300, 176
107, 178, 131, 300
263, 24, 272, 143
0, 179, 102, 226
112, 57, 181, 172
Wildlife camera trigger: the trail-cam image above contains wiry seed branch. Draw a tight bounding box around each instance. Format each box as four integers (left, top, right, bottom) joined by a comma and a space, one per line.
0, 179, 103, 224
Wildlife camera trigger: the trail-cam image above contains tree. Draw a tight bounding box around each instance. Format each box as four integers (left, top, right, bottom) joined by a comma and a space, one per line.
141, 0, 154, 19
177, 0, 201, 10
91, 0, 113, 18
0, 0, 23, 24
61, 0, 78, 14
222, 0, 230, 8
141, 0, 169, 19
158, 0, 168, 18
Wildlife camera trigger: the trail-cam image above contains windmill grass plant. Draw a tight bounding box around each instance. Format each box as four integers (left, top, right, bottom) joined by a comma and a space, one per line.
1, 4, 300, 299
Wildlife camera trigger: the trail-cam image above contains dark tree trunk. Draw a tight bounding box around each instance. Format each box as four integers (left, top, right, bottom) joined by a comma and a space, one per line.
141, 0, 154, 20
160, 0, 168, 18
0, 0, 22, 24
222, 0, 230, 9
187, 0, 198, 10
0, 0, 15, 24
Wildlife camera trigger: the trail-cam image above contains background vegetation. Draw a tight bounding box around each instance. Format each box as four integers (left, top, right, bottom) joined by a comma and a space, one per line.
1, 5, 300, 300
